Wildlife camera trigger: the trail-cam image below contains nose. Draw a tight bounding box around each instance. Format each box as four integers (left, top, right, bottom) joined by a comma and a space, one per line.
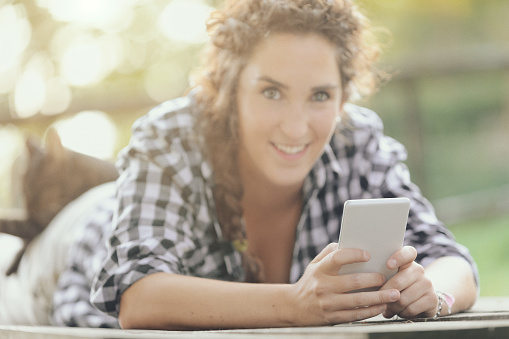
279, 103, 308, 139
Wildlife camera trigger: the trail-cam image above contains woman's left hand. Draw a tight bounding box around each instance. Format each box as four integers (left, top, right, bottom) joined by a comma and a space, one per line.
380, 246, 438, 319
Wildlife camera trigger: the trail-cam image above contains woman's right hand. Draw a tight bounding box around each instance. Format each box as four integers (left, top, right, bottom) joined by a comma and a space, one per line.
289, 243, 401, 326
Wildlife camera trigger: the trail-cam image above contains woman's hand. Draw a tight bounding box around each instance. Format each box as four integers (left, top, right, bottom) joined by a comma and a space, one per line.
380, 246, 438, 319
290, 243, 401, 326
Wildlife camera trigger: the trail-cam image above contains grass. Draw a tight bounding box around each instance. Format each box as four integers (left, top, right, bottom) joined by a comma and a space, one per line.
448, 214, 509, 296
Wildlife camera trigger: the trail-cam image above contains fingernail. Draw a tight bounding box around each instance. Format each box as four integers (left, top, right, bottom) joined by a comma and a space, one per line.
363, 251, 370, 261
390, 290, 400, 301
388, 259, 397, 269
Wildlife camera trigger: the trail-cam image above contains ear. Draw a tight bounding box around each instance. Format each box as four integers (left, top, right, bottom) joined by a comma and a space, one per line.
44, 127, 66, 161
25, 135, 43, 158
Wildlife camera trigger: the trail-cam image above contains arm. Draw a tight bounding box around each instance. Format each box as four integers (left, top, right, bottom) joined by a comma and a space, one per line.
119, 273, 294, 330
380, 246, 477, 319
119, 245, 400, 330
350, 108, 478, 318
424, 256, 477, 314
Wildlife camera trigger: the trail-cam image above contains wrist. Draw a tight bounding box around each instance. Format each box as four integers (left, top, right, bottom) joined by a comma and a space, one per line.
280, 283, 302, 327
434, 291, 455, 319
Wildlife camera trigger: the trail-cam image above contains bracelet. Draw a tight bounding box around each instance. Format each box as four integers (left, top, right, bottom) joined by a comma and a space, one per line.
434, 291, 455, 319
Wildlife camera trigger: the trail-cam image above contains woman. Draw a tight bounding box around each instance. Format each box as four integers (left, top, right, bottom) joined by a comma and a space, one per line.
91, 0, 478, 329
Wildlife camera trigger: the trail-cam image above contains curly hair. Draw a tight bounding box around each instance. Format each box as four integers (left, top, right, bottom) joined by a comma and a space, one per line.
192, 0, 381, 283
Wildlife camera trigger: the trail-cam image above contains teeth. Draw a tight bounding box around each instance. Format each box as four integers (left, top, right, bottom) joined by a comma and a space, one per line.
274, 144, 306, 154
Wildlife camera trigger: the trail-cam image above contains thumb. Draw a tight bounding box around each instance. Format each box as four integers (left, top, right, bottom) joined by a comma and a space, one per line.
311, 243, 338, 264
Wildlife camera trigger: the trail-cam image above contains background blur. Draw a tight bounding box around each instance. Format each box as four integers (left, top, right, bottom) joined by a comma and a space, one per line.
0, 0, 508, 295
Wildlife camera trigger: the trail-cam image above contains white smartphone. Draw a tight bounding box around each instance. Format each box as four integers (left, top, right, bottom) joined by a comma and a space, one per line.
337, 198, 410, 291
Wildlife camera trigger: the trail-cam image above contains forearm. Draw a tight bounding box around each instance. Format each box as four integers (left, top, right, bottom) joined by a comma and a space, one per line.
119, 247, 402, 329
119, 272, 295, 330
424, 256, 478, 314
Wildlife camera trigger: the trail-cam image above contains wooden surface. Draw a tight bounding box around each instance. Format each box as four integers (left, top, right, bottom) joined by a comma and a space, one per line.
1, 297, 508, 339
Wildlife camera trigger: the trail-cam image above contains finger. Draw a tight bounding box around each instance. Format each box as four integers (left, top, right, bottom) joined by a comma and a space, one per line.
320, 248, 370, 275
318, 287, 399, 317
383, 282, 423, 318
312, 243, 338, 264
383, 274, 434, 318
387, 246, 417, 270
329, 304, 388, 324
395, 290, 438, 319
381, 262, 425, 292
340, 289, 400, 310
337, 273, 386, 293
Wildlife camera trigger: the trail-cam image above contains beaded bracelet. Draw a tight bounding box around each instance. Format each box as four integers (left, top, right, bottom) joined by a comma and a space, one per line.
434, 291, 455, 319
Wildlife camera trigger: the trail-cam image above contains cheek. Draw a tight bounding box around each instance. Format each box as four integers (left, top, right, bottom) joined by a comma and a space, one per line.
312, 111, 338, 141
238, 101, 277, 137
237, 108, 263, 151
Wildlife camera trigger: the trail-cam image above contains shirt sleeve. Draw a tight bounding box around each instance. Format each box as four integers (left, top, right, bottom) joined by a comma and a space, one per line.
51, 191, 119, 328
342, 105, 480, 287
90, 104, 219, 318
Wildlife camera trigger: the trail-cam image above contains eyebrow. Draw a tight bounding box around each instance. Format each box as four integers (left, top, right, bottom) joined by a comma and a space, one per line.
257, 76, 339, 91
258, 76, 288, 89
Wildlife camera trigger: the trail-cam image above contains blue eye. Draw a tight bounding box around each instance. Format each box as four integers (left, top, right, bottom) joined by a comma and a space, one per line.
262, 88, 281, 100
312, 91, 330, 102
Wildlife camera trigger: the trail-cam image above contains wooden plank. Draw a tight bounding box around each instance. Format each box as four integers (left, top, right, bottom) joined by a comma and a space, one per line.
1, 319, 508, 339
1, 297, 508, 339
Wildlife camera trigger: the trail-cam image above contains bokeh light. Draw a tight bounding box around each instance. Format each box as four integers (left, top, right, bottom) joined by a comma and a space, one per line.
143, 62, 189, 103
36, 0, 135, 32
0, 4, 31, 74
60, 36, 110, 87
13, 69, 46, 119
40, 77, 72, 115
0, 4, 31, 96
1, 0, 213, 120
158, 0, 212, 44
53, 111, 117, 160
0, 125, 24, 209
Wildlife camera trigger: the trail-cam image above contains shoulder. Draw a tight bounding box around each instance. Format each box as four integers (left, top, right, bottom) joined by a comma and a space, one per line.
340, 103, 384, 140
331, 104, 407, 164
131, 95, 196, 143
119, 94, 207, 171
330, 104, 384, 155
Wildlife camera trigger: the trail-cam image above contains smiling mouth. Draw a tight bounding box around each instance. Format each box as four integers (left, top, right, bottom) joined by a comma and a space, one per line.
273, 143, 307, 155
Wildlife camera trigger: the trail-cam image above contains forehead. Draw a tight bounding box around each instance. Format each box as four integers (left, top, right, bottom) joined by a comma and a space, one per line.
242, 32, 340, 84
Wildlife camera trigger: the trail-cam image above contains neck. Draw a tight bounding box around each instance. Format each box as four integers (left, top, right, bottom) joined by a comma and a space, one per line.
239, 167, 303, 214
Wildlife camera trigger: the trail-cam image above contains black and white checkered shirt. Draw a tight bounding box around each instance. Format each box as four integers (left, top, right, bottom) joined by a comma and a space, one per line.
51, 183, 119, 328
90, 94, 479, 318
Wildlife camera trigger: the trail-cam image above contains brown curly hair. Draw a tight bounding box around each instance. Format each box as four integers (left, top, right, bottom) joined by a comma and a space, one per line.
192, 0, 381, 283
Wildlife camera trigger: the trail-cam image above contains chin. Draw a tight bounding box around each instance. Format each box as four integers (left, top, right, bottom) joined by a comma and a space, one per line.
269, 170, 309, 189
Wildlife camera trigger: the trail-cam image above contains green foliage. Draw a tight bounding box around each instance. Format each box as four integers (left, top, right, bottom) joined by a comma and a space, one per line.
449, 215, 509, 296
358, 0, 509, 58
367, 71, 509, 201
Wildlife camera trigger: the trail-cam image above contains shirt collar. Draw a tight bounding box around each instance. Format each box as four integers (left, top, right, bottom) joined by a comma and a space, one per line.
303, 138, 343, 199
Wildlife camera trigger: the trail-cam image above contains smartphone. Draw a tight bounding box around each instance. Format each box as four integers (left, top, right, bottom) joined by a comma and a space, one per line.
337, 198, 410, 291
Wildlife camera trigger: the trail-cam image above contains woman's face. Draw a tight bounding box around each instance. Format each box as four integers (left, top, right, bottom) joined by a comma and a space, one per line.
237, 32, 343, 189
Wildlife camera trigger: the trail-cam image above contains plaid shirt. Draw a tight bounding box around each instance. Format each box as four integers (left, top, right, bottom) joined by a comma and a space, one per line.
51, 183, 119, 328
90, 95, 478, 318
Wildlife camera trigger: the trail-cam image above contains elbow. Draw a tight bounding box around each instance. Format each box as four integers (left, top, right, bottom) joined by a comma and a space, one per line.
118, 284, 175, 330
118, 287, 144, 329
118, 303, 137, 329
118, 293, 151, 330
119, 305, 187, 331
118, 312, 132, 330
118, 273, 192, 330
